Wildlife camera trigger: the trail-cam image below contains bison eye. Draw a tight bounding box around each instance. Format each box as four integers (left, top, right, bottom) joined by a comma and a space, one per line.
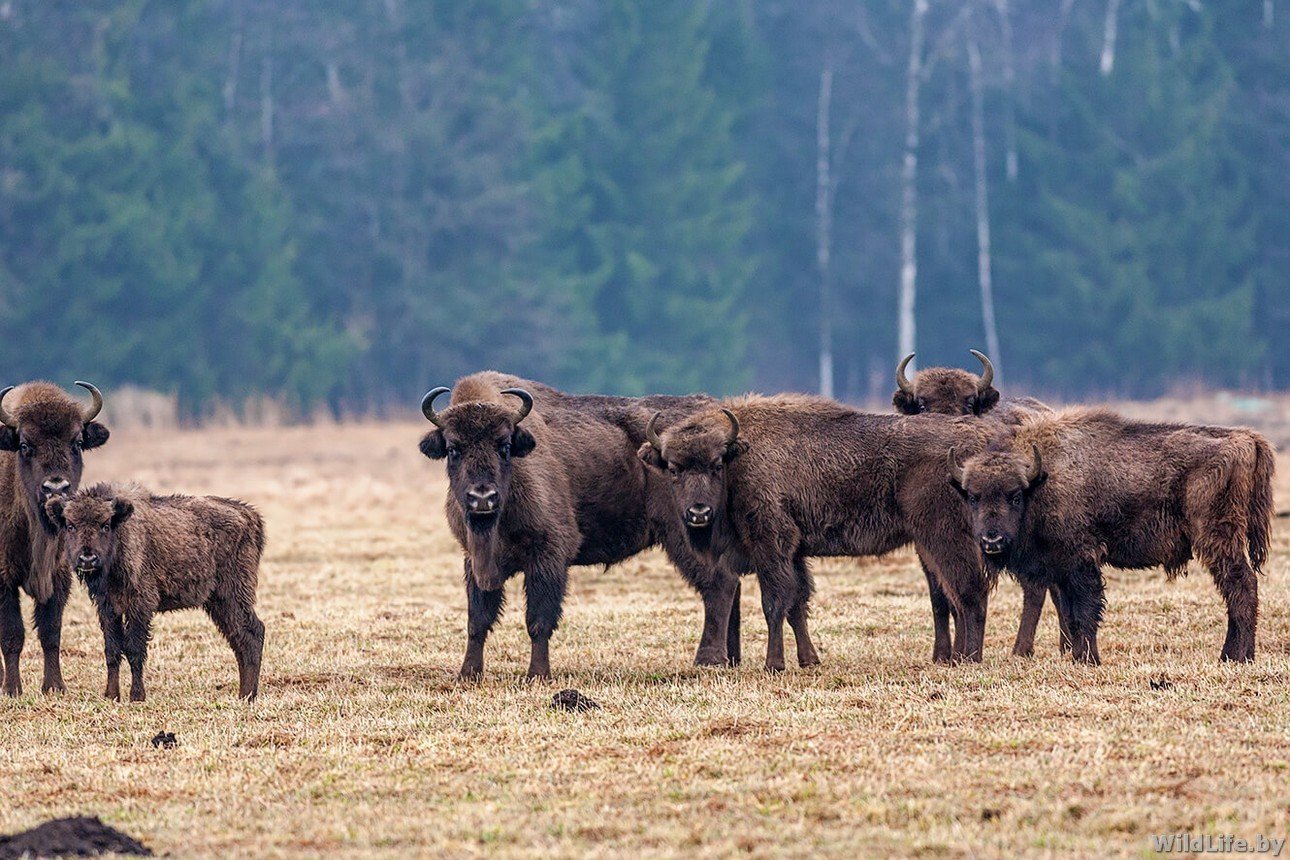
18, 442, 31, 457
1008, 492, 1023, 507
446, 446, 461, 463
101, 524, 110, 533
72, 439, 83, 452
967, 493, 980, 505
498, 442, 511, 461
66, 524, 77, 533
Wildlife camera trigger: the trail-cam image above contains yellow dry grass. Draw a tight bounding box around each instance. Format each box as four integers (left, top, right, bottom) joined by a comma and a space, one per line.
0, 415, 1286, 857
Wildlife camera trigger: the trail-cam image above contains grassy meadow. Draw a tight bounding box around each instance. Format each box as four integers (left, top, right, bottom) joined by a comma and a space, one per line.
0, 407, 1286, 857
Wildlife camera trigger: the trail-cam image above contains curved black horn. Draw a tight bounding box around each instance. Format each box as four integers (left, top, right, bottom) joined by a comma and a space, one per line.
947, 447, 966, 485
969, 349, 995, 393
74, 381, 103, 423
0, 387, 15, 429
646, 412, 663, 451
721, 408, 740, 446
1025, 443, 1043, 484
896, 353, 916, 395
421, 387, 450, 428
500, 388, 533, 424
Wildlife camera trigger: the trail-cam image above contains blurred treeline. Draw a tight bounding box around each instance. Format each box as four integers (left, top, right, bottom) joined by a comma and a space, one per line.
0, 1, 1285, 416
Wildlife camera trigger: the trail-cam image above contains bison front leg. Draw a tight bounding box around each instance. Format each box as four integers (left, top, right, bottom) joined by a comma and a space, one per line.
523, 564, 568, 681
693, 571, 739, 667
1011, 581, 1046, 658
460, 559, 505, 682
1212, 560, 1258, 662
754, 562, 798, 673
97, 604, 125, 701
122, 610, 154, 702
726, 578, 742, 666
0, 586, 24, 697
1051, 586, 1073, 654
33, 583, 68, 693
954, 592, 989, 663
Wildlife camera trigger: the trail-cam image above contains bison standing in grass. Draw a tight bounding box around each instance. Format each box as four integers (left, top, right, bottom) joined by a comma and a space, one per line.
419, 372, 735, 680
640, 396, 998, 670
892, 351, 1067, 658
0, 381, 110, 696
46, 484, 266, 701
949, 409, 1274, 663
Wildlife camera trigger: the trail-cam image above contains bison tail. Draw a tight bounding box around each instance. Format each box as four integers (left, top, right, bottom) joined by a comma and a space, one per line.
1247, 436, 1275, 573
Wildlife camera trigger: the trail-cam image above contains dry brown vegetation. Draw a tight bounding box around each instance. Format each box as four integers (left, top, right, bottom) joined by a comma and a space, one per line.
0, 408, 1286, 857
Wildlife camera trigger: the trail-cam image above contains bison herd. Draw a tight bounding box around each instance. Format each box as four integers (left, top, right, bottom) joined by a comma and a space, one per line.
0, 356, 1274, 702
420, 354, 1274, 680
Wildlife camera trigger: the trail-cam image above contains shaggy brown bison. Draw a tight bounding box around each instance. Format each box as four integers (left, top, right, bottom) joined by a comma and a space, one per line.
892, 351, 1065, 658
639, 395, 997, 670
46, 484, 266, 701
949, 408, 1274, 663
893, 350, 1049, 420
419, 372, 736, 680
0, 381, 110, 696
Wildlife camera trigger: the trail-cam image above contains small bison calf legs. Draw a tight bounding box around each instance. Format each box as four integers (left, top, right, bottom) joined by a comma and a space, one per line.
97, 597, 264, 702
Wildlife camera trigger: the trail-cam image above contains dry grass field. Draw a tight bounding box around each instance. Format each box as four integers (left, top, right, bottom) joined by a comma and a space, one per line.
0, 407, 1287, 857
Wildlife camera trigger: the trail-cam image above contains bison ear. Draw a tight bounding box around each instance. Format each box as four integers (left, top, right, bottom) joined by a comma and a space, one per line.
111, 498, 134, 528
510, 426, 536, 458
974, 388, 1000, 415
637, 442, 665, 471
419, 430, 447, 460
0, 428, 17, 452
723, 438, 748, 462
44, 497, 67, 529
82, 422, 110, 450
892, 391, 920, 415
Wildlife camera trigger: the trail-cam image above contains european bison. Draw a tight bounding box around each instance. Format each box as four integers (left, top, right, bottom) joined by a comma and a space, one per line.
949, 408, 1274, 663
893, 350, 1048, 420
46, 484, 266, 701
419, 372, 735, 680
0, 381, 110, 696
892, 351, 1066, 658
639, 395, 996, 670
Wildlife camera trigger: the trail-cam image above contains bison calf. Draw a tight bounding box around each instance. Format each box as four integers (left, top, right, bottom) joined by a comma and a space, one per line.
950, 409, 1274, 663
46, 484, 266, 701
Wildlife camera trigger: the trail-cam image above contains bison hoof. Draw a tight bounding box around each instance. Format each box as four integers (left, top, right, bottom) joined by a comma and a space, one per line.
41, 679, 66, 694
3, 683, 20, 698
1010, 647, 1035, 659
694, 649, 729, 667
763, 662, 786, 674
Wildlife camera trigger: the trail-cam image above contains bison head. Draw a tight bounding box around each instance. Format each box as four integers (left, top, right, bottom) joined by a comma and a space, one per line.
0, 382, 110, 530
418, 386, 536, 531
893, 350, 1000, 417
45, 485, 132, 579
948, 442, 1046, 563
638, 408, 745, 554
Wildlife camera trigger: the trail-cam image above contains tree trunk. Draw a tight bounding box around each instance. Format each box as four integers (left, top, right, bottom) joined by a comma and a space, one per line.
260, 52, 274, 165
223, 0, 245, 125
1100, 0, 1122, 76
968, 24, 1003, 381
815, 61, 835, 399
898, 0, 928, 367
1265, 0, 1274, 29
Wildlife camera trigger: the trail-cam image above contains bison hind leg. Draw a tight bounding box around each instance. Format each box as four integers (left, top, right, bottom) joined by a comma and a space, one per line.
1210, 560, 1258, 663
205, 595, 265, 700
787, 559, 820, 669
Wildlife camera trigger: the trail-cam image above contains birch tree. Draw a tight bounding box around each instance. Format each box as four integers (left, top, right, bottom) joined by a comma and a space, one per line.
967, 14, 1003, 378
897, 0, 928, 367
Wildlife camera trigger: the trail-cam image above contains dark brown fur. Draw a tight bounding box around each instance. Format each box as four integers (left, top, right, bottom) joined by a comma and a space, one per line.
951, 408, 1275, 664
640, 395, 998, 670
46, 484, 266, 701
0, 382, 110, 695
419, 372, 733, 680
892, 362, 1065, 658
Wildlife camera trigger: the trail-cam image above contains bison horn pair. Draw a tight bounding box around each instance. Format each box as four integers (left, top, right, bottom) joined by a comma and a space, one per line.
646, 408, 739, 452
895, 351, 996, 396
420, 386, 533, 429
0, 381, 103, 429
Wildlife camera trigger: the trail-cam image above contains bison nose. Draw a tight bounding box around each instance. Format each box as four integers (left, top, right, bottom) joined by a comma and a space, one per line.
42, 478, 70, 497
76, 553, 99, 569
466, 487, 499, 514
980, 534, 1007, 556
685, 504, 713, 527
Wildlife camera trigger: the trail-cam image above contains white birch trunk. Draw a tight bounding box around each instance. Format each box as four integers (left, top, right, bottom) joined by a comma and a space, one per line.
1100, 0, 1122, 76
898, 0, 928, 367
815, 63, 835, 399
994, 0, 1018, 182
968, 28, 1003, 380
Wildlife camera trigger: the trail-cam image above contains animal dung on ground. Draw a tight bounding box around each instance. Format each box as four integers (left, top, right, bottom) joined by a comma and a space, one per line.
0, 816, 151, 858
551, 689, 600, 712
151, 731, 178, 749
1149, 676, 1175, 691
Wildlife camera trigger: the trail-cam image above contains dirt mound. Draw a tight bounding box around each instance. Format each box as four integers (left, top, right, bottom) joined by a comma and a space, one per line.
0, 816, 151, 858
